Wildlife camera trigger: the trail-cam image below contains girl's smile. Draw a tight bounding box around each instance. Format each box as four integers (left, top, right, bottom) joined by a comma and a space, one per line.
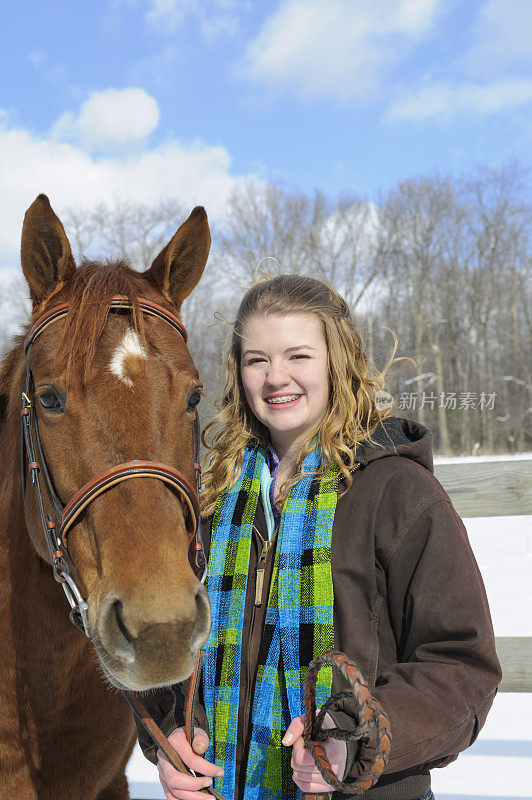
264, 394, 302, 406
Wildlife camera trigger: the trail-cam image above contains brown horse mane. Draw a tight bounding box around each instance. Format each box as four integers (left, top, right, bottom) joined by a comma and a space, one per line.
55, 259, 150, 386
0, 339, 23, 431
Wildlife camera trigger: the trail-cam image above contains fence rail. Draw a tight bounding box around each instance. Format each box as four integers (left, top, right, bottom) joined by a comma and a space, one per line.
434, 458, 532, 517
495, 637, 532, 692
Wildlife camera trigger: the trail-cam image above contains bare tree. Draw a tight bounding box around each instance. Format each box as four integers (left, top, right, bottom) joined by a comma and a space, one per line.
374, 164, 532, 454
218, 181, 384, 308
217, 181, 314, 281
377, 176, 458, 448
64, 199, 187, 270
461, 162, 532, 452
0, 274, 31, 355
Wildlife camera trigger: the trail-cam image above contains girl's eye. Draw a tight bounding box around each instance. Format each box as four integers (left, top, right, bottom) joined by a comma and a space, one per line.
246, 358, 266, 365
38, 388, 65, 414
291, 354, 310, 360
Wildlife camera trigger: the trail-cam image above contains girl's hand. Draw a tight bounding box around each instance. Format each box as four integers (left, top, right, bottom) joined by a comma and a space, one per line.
157, 727, 223, 800
282, 712, 347, 794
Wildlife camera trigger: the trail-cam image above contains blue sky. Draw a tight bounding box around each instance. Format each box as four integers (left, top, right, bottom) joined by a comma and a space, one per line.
1, 0, 531, 270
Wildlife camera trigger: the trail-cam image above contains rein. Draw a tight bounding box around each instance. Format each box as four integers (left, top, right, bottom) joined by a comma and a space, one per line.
302, 651, 392, 798
125, 649, 391, 800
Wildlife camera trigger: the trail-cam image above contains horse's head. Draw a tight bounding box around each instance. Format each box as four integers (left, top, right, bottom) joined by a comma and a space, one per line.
19, 194, 212, 690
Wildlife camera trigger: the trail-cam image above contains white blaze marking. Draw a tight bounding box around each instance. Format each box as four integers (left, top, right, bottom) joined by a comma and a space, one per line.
109, 328, 147, 387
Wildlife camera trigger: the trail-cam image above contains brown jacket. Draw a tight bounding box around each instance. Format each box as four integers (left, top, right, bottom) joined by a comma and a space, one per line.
138, 417, 502, 800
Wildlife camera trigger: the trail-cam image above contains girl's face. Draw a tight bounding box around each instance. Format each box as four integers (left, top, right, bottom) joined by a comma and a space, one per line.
240, 313, 330, 458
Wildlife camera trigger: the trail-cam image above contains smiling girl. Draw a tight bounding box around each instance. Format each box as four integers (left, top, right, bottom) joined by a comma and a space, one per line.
139, 274, 501, 800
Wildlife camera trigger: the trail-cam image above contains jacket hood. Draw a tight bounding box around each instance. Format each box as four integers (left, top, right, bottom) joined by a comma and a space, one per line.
353, 416, 434, 474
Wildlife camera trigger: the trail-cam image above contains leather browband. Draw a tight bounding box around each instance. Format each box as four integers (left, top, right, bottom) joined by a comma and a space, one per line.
24, 294, 188, 353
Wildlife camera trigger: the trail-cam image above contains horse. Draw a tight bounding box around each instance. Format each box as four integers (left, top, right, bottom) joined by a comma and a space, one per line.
0, 194, 212, 799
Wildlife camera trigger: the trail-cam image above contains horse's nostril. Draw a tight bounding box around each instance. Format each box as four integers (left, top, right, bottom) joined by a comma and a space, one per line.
113, 600, 133, 646
97, 595, 136, 664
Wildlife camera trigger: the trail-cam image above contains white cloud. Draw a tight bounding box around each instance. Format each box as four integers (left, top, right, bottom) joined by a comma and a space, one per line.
107, 0, 240, 41
145, 0, 192, 30
147, 0, 239, 41
242, 0, 441, 102
387, 78, 532, 122
465, 0, 532, 74
385, 0, 532, 125
0, 95, 251, 270
52, 88, 160, 150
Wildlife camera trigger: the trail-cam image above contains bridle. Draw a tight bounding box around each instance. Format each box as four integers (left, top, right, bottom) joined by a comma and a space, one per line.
21, 294, 206, 637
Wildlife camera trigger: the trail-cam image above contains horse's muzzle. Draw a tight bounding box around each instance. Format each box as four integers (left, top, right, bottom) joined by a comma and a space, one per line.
95, 583, 211, 690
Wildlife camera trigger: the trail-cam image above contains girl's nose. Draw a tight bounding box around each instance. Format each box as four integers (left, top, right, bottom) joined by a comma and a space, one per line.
265, 360, 291, 387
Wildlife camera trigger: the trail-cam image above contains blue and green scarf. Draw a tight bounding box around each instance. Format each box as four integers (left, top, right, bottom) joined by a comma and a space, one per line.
203, 443, 339, 800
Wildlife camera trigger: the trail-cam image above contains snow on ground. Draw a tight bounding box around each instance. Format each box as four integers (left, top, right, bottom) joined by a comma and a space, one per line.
127, 507, 532, 799
434, 453, 532, 464
127, 747, 165, 799
431, 694, 532, 799
465, 515, 532, 636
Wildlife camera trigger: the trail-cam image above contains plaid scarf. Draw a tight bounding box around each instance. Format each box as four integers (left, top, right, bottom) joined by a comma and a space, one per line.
203, 443, 339, 800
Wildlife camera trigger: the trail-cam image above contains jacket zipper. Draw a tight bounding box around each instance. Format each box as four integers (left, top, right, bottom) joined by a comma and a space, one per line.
253, 524, 274, 606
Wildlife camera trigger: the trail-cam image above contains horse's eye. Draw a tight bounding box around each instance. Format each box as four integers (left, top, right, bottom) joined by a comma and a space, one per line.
39, 388, 65, 414
186, 389, 202, 413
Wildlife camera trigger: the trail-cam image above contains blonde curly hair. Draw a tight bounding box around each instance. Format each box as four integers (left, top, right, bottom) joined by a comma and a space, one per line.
201, 274, 396, 516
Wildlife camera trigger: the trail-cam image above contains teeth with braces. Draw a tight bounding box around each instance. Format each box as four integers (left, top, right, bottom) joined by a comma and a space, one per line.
265, 395, 301, 404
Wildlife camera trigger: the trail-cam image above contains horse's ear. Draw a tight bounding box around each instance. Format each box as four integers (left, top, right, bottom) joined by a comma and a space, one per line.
145, 206, 211, 308
21, 194, 76, 310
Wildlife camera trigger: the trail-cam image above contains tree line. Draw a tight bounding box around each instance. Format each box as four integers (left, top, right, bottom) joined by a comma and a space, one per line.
1, 162, 530, 455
